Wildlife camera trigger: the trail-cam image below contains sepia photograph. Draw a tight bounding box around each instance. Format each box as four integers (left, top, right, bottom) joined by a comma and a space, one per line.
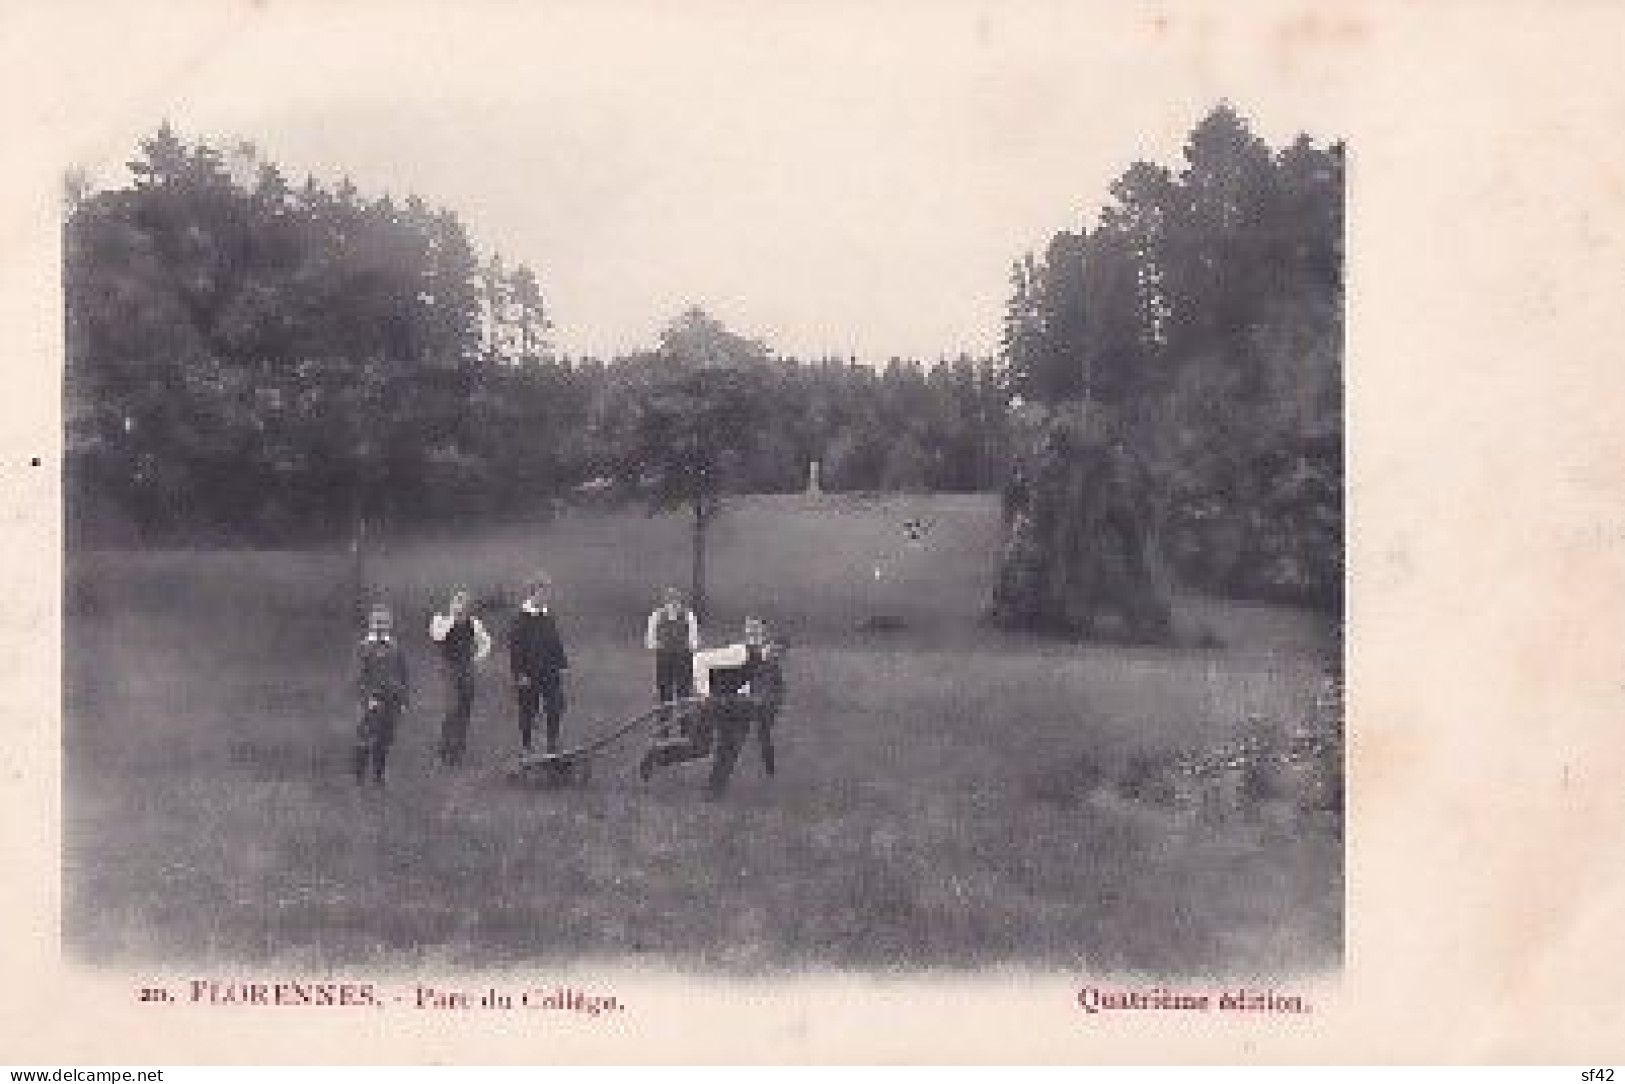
56, 4, 1346, 985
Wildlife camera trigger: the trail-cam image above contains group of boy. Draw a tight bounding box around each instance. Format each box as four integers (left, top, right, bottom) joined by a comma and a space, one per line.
350, 577, 782, 798
350, 573, 566, 786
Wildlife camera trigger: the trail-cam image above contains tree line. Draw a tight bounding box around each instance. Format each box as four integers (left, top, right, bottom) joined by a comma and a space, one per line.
64, 125, 1009, 546
997, 102, 1343, 613
66, 106, 1341, 619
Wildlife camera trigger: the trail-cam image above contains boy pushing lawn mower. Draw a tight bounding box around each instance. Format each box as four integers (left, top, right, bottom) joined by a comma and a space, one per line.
639, 616, 786, 798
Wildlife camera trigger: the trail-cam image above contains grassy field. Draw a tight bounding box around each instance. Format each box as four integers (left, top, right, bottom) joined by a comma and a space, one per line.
63, 493, 1341, 976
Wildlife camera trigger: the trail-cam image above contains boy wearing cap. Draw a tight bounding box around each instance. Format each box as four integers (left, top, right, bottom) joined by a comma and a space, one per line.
508, 573, 570, 754
428, 588, 492, 766
353, 604, 410, 786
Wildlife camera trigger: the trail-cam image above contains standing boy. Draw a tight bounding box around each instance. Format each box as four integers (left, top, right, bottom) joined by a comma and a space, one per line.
644, 587, 699, 728
353, 603, 410, 786
428, 588, 492, 766
508, 572, 569, 754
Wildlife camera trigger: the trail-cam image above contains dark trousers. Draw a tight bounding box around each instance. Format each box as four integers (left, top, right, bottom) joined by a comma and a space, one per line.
438, 664, 476, 765
655, 650, 694, 702
709, 704, 777, 793
354, 697, 402, 785
643, 698, 776, 795
515, 671, 566, 752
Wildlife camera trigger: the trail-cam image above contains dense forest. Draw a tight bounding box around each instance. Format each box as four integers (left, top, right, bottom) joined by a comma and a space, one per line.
65, 104, 1341, 614
63, 125, 1009, 545
994, 103, 1343, 616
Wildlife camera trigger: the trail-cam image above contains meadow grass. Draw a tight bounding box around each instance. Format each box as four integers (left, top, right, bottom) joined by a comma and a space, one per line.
64, 494, 1340, 976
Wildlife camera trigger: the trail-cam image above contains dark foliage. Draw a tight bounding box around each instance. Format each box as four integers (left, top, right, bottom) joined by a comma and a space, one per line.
996, 104, 1343, 615
64, 128, 1011, 546
65, 126, 565, 544
990, 401, 1171, 640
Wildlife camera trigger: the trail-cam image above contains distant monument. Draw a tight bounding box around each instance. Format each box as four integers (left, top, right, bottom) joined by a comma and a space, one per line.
806, 459, 822, 496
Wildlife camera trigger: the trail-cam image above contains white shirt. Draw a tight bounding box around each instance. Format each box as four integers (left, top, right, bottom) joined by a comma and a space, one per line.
692, 644, 749, 698
428, 612, 492, 662
644, 606, 700, 651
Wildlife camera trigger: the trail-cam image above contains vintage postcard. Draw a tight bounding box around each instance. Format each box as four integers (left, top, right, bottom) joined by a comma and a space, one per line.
2, 0, 1623, 1064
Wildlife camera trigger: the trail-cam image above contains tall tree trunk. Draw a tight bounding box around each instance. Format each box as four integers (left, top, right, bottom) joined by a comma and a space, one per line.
351, 505, 368, 628
690, 497, 708, 625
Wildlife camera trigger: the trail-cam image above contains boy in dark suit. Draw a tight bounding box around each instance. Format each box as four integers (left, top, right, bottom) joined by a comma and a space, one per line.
508, 573, 569, 753
353, 603, 410, 786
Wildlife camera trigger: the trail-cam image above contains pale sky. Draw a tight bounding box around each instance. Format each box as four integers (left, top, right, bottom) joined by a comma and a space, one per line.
53, 1, 1355, 361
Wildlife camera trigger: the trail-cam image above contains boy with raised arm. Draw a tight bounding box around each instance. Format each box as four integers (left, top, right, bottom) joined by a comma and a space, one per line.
428, 588, 492, 766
